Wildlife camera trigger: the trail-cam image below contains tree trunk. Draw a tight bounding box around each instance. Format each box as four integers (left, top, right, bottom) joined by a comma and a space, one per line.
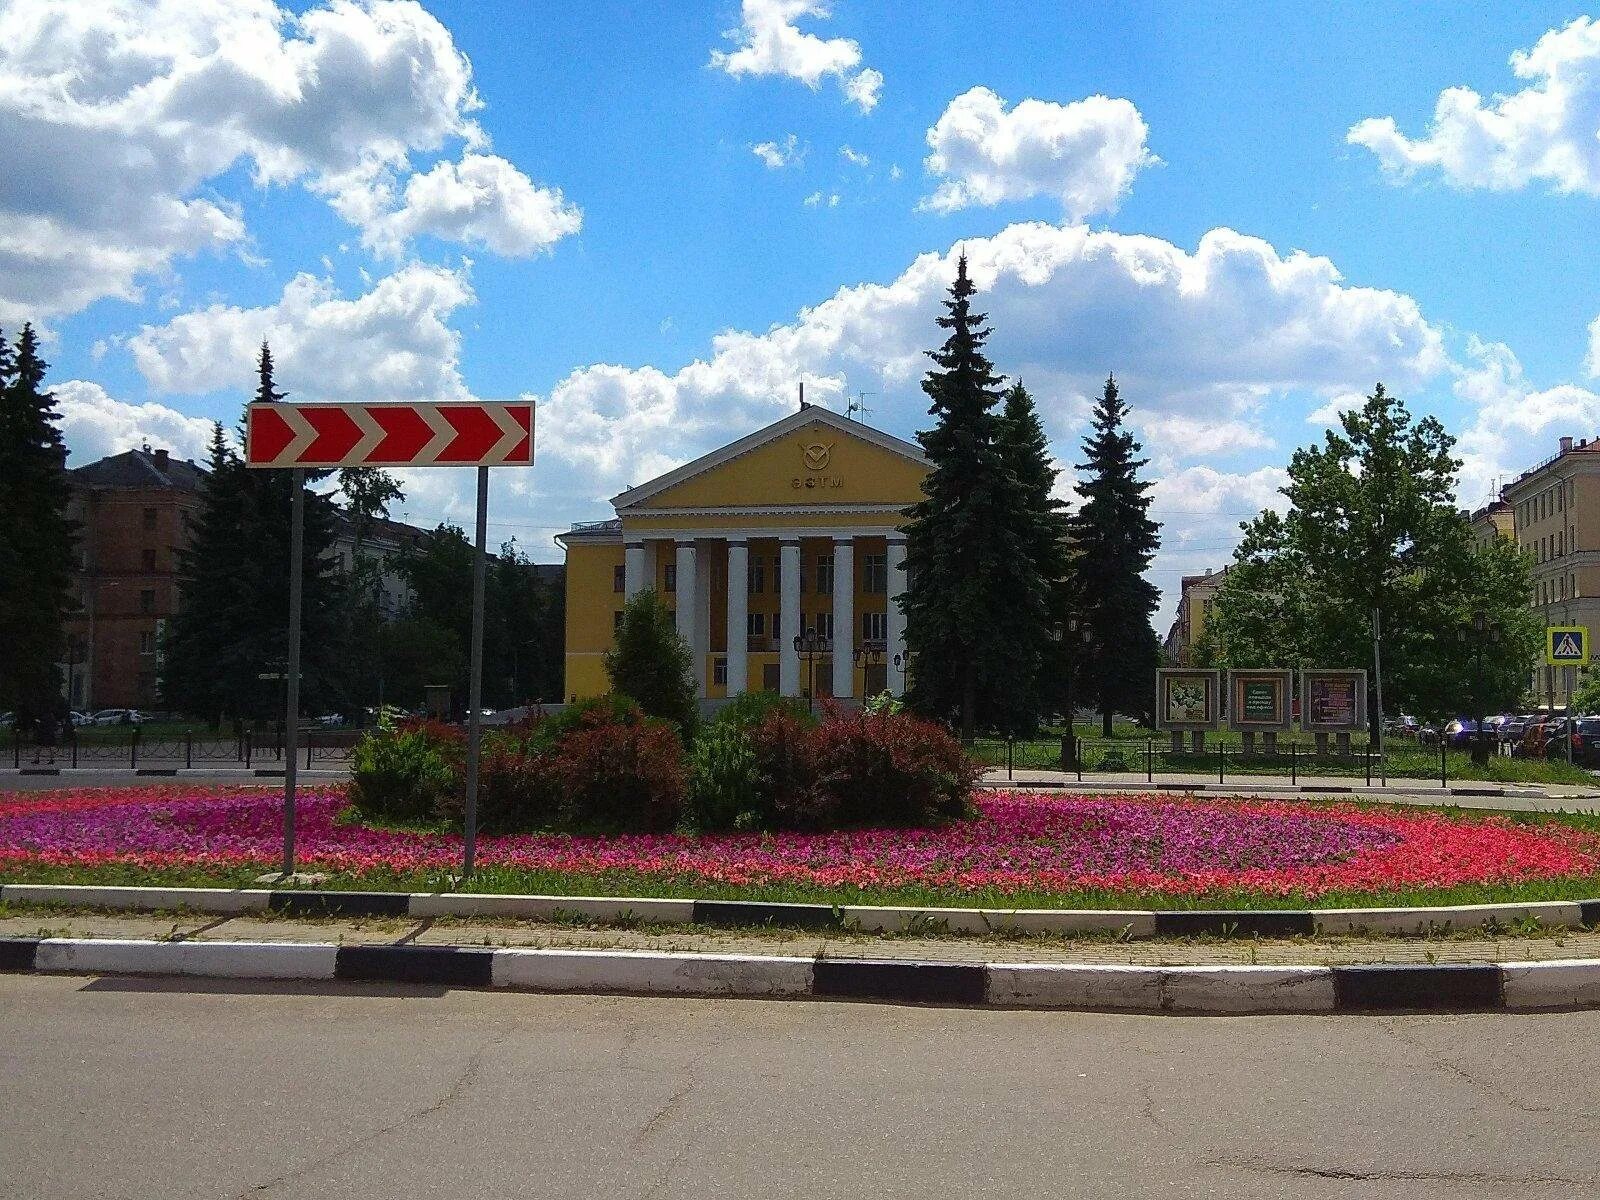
960, 661, 975, 746
1101, 705, 1113, 738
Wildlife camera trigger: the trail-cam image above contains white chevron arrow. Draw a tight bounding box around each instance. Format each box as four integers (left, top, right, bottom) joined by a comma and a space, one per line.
280, 406, 316, 464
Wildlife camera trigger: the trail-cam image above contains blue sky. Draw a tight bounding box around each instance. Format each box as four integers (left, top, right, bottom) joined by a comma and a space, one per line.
8, 1, 1600, 626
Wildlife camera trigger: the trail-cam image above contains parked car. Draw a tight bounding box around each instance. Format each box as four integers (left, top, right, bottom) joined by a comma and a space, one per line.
314, 713, 346, 728
1499, 715, 1530, 748
1516, 716, 1561, 759
1386, 715, 1421, 739
1569, 717, 1600, 766
88, 708, 142, 726
1442, 719, 1481, 748
1417, 723, 1442, 746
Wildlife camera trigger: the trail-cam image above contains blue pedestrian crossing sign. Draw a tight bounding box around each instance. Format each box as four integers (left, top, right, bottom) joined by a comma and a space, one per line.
1547, 626, 1589, 666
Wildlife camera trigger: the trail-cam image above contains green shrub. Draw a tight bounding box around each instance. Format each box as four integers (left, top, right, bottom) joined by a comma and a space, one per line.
713, 691, 815, 733
684, 723, 763, 831
814, 710, 978, 827
348, 726, 456, 823
527, 694, 647, 753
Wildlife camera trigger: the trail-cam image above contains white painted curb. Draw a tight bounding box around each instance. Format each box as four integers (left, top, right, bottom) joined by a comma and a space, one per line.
33, 938, 337, 980
490, 948, 814, 997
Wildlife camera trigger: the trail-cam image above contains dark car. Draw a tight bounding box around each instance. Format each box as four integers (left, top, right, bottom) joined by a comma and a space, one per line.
1570, 717, 1600, 767
1442, 719, 1480, 748
1500, 716, 1530, 747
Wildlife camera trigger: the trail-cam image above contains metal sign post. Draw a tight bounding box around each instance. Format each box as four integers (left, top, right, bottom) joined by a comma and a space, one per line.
246, 399, 534, 881
282, 469, 304, 875
1372, 608, 1385, 787
463, 466, 489, 875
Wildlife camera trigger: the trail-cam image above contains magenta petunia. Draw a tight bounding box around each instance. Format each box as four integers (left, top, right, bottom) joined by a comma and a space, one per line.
2, 785, 1597, 899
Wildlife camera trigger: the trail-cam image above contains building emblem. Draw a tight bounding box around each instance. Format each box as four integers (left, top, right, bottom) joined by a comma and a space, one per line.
802, 442, 833, 471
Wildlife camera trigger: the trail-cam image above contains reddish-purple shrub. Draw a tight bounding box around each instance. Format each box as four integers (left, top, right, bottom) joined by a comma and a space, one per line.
746, 708, 827, 828
545, 706, 687, 832
813, 710, 979, 827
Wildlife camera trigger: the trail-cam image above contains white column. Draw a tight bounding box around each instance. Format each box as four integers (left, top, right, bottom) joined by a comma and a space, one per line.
692, 539, 710, 697
623, 541, 648, 600
726, 540, 748, 696
778, 538, 801, 696
831, 535, 854, 700
675, 542, 698, 693
886, 536, 908, 695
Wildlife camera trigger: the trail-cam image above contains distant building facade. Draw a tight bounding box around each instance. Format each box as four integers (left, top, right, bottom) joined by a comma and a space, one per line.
1162, 565, 1230, 665
63, 447, 428, 711
63, 448, 206, 711
1500, 435, 1600, 708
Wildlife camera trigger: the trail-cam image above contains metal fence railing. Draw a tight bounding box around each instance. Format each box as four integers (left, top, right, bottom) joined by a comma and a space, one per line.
981, 735, 1528, 788
9, 727, 360, 770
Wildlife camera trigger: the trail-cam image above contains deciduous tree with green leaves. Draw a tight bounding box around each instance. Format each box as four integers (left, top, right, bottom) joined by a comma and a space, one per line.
1205, 383, 1539, 733
1070, 375, 1162, 736
900, 256, 1050, 741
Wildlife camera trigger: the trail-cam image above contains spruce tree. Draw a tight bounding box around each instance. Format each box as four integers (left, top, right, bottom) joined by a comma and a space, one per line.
163, 346, 339, 720
900, 256, 1049, 741
0, 325, 77, 723
604, 588, 697, 732
1071, 375, 1162, 736
997, 382, 1074, 728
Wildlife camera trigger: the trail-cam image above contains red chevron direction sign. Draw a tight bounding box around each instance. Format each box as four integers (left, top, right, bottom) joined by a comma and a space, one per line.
244, 401, 534, 468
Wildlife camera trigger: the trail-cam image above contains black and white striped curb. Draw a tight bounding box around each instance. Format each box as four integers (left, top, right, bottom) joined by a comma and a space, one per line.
2, 936, 1598, 1012
5, 883, 1597, 939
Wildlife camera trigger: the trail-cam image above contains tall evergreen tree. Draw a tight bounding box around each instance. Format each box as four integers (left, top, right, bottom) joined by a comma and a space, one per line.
996, 381, 1075, 727
900, 257, 1050, 741
162, 346, 338, 721
604, 588, 697, 731
0, 325, 77, 723
1071, 375, 1162, 735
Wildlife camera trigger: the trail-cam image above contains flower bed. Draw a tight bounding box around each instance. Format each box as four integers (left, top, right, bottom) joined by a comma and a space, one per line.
5, 786, 1600, 909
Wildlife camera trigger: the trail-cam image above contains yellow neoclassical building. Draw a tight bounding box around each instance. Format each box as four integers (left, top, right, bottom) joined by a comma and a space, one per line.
557, 406, 929, 704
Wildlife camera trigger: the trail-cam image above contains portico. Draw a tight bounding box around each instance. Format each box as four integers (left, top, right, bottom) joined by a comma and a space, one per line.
558, 406, 927, 705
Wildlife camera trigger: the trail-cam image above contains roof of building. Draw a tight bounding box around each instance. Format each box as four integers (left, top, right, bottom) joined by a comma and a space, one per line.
609, 405, 927, 511
69, 448, 207, 492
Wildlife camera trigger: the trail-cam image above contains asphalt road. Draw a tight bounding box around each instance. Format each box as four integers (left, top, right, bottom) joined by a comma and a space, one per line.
2, 974, 1597, 1199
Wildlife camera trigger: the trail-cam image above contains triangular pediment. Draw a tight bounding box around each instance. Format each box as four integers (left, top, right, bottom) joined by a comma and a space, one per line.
612, 407, 927, 511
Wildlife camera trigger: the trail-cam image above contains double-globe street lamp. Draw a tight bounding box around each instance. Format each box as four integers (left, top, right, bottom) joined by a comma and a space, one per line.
793, 630, 833, 716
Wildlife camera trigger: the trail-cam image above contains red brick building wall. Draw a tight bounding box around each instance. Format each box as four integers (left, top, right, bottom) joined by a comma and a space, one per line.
64, 451, 204, 711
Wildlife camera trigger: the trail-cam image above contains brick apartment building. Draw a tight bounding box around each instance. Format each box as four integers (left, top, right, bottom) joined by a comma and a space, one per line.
62, 447, 427, 711
63, 447, 206, 710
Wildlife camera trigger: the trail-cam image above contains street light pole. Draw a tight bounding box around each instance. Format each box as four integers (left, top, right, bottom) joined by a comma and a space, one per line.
792, 631, 832, 715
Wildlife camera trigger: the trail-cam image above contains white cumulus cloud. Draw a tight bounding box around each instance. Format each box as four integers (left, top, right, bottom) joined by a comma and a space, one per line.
1349, 16, 1600, 193
921, 87, 1156, 217
129, 263, 475, 404
710, 0, 882, 112
54, 380, 216, 466
0, 0, 577, 320
751, 134, 804, 169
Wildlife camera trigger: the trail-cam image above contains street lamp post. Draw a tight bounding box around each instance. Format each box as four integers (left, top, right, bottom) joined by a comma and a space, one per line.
792, 630, 832, 716
854, 645, 884, 706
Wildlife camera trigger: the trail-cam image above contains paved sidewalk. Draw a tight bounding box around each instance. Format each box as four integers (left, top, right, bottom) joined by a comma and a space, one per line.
6, 908, 1599, 967
982, 767, 1600, 810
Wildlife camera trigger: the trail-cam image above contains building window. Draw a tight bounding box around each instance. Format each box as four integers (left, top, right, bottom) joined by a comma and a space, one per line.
139, 631, 155, 656
613, 564, 625, 593
142, 507, 157, 531
748, 558, 765, 594
139, 589, 156, 614
862, 554, 887, 594
862, 611, 887, 642
663, 563, 676, 593
816, 554, 834, 593
773, 555, 782, 591
772, 610, 781, 640
713, 658, 727, 686
814, 611, 834, 640
141, 548, 157, 571
747, 611, 766, 637
613, 610, 624, 631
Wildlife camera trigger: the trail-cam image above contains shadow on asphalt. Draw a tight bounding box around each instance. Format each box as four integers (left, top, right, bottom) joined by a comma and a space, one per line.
77, 976, 454, 999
